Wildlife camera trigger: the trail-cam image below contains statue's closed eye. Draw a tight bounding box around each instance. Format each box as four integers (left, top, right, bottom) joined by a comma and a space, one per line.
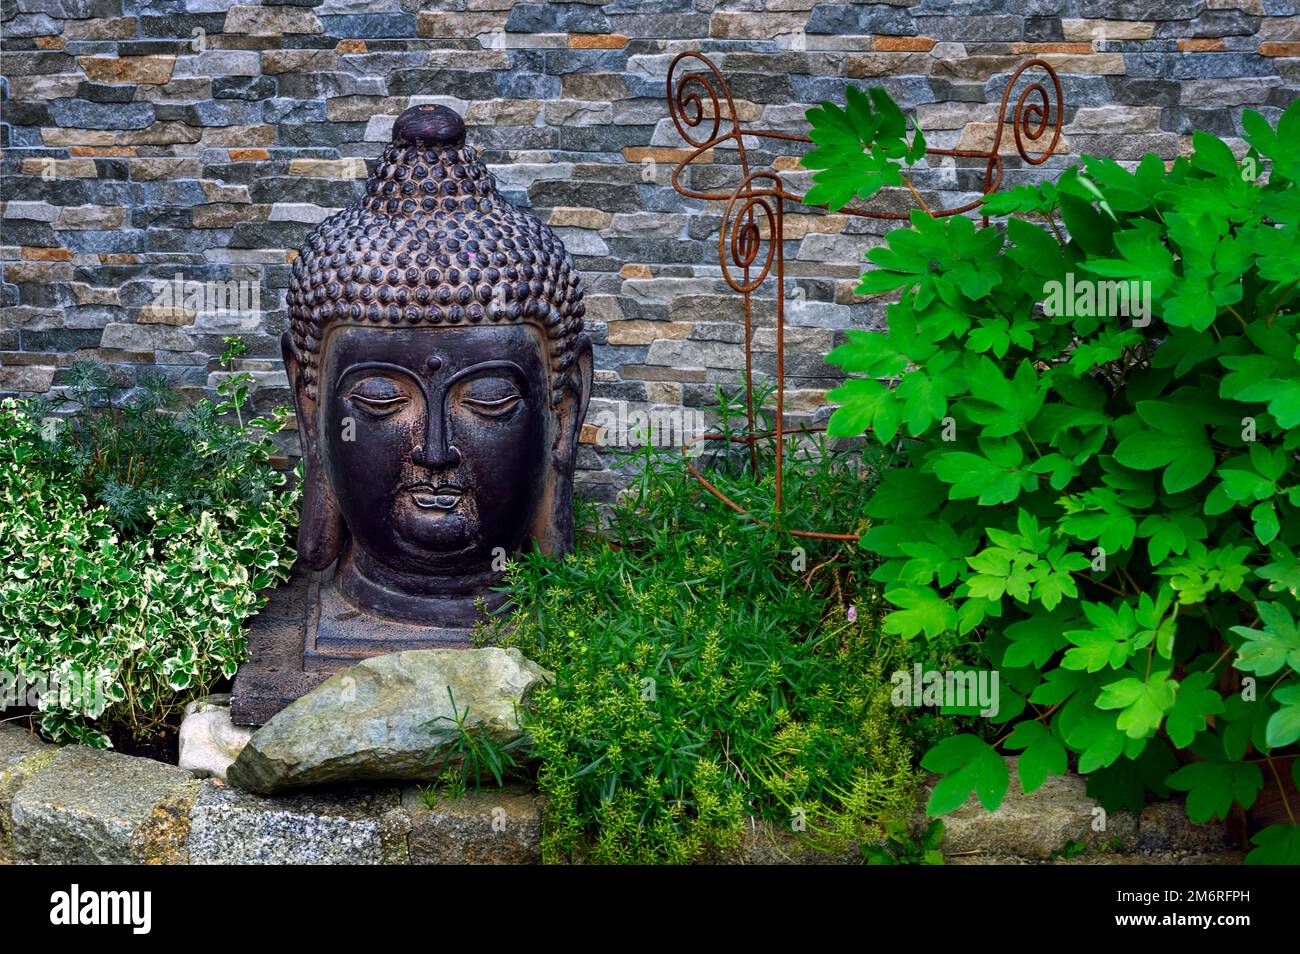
347, 377, 409, 417
459, 377, 522, 418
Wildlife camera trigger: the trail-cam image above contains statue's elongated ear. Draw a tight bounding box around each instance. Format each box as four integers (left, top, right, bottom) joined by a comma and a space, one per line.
282, 332, 345, 570
535, 333, 593, 556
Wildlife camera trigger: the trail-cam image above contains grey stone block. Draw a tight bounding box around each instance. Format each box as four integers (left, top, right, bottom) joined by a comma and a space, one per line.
925, 756, 1139, 860
11, 746, 198, 865
404, 785, 542, 865
188, 780, 409, 864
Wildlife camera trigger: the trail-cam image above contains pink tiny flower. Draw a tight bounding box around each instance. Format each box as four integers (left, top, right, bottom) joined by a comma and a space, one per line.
846, 604, 858, 624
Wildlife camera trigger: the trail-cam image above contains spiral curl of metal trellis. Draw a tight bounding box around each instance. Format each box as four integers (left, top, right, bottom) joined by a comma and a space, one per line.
664, 51, 1065, 541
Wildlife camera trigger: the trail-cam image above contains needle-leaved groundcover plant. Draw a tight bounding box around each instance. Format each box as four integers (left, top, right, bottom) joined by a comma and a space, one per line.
0, 340, 299, 746
807, 93, 1300, 864
481, 393, 969, 864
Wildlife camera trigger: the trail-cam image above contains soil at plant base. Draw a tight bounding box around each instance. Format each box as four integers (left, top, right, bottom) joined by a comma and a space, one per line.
108, 719, 180, 764
6, 707, 182, 764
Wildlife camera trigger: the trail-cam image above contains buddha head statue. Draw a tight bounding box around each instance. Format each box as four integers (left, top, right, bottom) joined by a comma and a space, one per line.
283, 104, 592, 627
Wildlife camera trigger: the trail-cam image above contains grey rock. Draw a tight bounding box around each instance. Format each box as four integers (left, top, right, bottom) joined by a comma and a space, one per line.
1080, 0, 1203, 16
188, 780, 409, 864
48, 100, 155, 130
403, 785, 542, 864
0, 724, 55, 863
505, 3, 612, 33
927, 757, 1139, 861
226, 648, 550, 794
213, 75, 277, 101
1136, 800, 1233, 854
806, 2, 916, 36
319, 13, 418, 36
11, 746, 198, 864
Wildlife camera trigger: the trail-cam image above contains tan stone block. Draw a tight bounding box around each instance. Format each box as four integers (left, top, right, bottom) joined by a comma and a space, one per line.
416, 11, 506, 37
79, 55, 176, 84
5, 261, 74, 282
68, 146, 136, 157
847, 52, 934, 78
1178, 38, 1226, 52
101, 322, 195, 352
138, 304, 197, 326
35, 36, 63, 49
229, 148, 270, 161
261, 49, 338, 74
874, 36, 936, 52
547, 207, 614, 229
782, 389, 830, 412
327, 96, 405, 122
955, 121, 1029, 155
619, 365, 707, 383
336, 39, 367, 54
568, 34, 628, 49
64, 17, 138, 40
1070, 106, 1162, 135
562, 73, 628, 101
20, 157, 97, 177
1011, 42, 1094, 54
192, 204, 269, 228
781, 214, 849, 240
753, 327, 832, 351
619, 264, 652, 279
199, 125, 275, 147
10, 75, 83, 99
623, 146, 712, 164
200, 180, 252, 203
225, 5, 323, 35
131, 158, 203, 181
606, 320, 694, 346
543, 99, 613, 125
428, 49, 510, 70
646, 382, 683, 404
465, 99, 541, 125
709, 11, 807, 39
40, 128, 115, 146
56, 206, 127, 230
21, 247, 73, 262
1260, 42, 1300, 56
71, 284, 121, 307
289, 158, 368, 178
0, 367, 56, 393
1061, 19, 1154, 41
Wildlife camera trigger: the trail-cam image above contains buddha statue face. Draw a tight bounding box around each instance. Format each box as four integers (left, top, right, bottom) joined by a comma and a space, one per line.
322, 323, 546, 572
282, 104, 591, 628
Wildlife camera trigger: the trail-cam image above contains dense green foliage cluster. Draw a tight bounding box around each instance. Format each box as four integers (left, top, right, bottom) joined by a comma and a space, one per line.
482, 398, 967, 863
809, 95, 1300, 863
0, 342, 298, 745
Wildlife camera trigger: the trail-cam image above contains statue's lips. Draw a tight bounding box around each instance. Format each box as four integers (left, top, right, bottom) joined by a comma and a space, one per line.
405, 484, 464, 512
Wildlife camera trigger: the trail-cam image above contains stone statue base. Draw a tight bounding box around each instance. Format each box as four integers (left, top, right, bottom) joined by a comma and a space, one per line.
230, 563, 478, 725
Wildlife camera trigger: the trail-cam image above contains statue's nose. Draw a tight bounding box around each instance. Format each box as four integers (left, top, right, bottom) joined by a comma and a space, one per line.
411, 409, 461, 469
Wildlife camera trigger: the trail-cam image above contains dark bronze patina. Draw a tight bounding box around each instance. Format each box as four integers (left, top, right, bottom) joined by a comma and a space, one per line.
231, 104, 591, 723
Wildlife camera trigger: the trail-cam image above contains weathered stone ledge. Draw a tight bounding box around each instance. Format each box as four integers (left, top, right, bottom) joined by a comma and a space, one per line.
0, 725, 1239, 865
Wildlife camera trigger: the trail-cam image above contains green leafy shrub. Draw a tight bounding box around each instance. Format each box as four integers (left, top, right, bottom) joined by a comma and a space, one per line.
814, 98, 1300, 863
0, 340, 299, 745
480, 391, 969, 863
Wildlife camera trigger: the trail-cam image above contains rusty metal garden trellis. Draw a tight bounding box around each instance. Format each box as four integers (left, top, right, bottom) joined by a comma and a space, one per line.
663, 51, 1066, 540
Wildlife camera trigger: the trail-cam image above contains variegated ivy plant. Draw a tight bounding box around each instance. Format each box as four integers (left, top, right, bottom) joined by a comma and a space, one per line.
0, 342, 299, 746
